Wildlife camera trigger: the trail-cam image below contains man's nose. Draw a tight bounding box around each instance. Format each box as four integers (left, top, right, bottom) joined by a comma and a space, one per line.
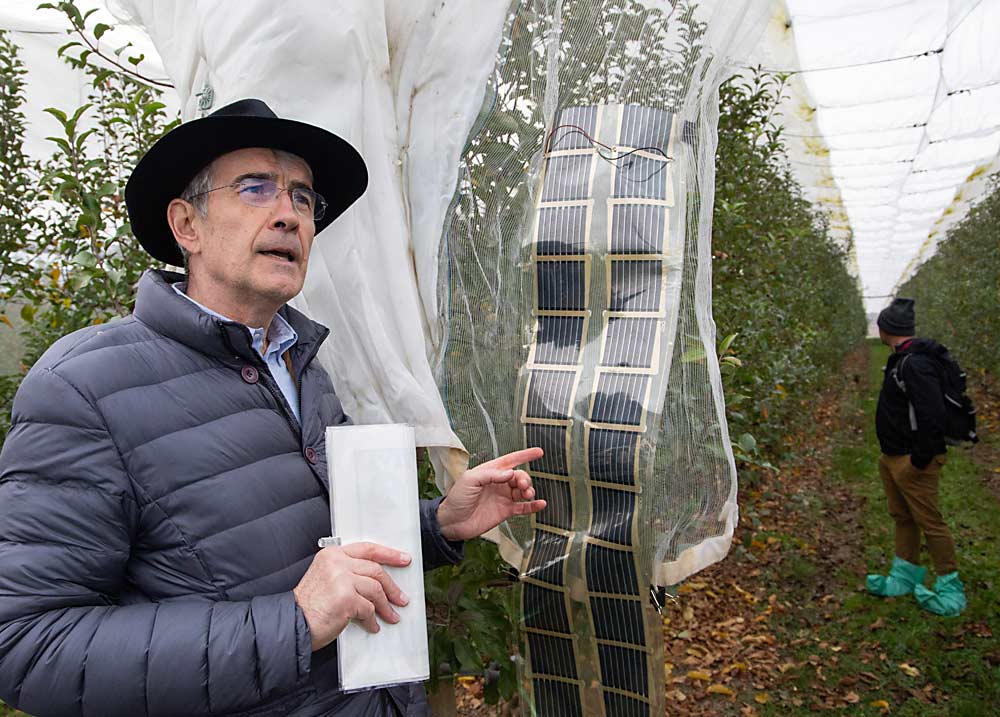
270, 189, 300, 231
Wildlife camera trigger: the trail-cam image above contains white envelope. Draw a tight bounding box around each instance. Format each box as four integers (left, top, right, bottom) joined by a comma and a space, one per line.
326, 424, 429, 691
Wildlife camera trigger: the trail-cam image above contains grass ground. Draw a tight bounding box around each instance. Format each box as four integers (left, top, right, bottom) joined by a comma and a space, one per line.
649, 341, 1000, 716
756, 342, 999, 716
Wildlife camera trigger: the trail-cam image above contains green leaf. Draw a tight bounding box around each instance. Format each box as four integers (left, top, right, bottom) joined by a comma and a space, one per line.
63, 2, 84, 28
453, 639, 480, 672
69, 103, 92, 125
681, 345, 707, 363
19, 304, 35, 323
72, 250, 98, 269
44, 136, 73, 155
737, 433, 757, 455
56, 40, 83, 58
93, 22, 112, 40
141, 101, 166, 119
43, 107, 68, 124
71, 272, 94, 291
719, 332, 739, 355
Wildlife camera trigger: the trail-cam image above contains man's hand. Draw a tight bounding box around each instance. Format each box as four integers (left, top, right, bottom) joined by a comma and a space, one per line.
293, 542, 412, 652
436, 447, 547, 541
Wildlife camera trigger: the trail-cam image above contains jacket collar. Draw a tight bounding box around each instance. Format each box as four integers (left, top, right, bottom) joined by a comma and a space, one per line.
133, 269, 330, 369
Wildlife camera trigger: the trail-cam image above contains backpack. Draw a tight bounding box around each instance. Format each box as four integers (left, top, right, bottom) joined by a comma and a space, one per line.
891, 345, 979, 446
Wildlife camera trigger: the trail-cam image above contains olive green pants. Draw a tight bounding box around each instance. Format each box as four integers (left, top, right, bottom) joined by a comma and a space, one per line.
879, 453, 957, 574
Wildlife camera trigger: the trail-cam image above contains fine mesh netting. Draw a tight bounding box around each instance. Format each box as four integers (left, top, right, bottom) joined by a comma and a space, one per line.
438, 2, 768, 712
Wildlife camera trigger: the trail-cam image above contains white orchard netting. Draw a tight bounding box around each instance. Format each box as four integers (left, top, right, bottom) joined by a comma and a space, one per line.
437, 4, 769, 711
752, 0, 1000, 316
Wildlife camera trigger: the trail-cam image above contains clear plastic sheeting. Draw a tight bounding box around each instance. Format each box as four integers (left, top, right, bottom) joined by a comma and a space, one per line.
753, 0, 1000, 315
326, 425, 429, 692
440, 3, 768, 713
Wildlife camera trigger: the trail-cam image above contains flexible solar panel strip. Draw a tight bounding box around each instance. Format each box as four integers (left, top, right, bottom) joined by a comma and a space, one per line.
521, 103, 677, 715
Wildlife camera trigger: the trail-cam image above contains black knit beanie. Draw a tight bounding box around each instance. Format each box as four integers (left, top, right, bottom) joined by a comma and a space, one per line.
877, 297, 916, 336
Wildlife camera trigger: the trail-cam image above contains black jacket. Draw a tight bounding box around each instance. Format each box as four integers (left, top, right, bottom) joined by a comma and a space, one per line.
876, 337, 948, 468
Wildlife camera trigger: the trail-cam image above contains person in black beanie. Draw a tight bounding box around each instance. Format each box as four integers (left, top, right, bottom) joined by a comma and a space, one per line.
866, 297, 966, 616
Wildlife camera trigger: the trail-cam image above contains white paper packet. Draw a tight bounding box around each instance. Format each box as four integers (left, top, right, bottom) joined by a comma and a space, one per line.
325, 424, 429, 691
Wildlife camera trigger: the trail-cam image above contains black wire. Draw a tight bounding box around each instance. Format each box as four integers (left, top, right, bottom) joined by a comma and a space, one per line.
547, 125, 672, 183
597, 146, 672, 183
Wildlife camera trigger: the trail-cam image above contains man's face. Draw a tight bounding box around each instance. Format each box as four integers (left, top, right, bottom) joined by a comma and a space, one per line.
187, 147, 315, 312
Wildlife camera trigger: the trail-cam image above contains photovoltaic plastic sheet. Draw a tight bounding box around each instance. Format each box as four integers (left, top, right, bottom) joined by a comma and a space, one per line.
440, 3, 769, 713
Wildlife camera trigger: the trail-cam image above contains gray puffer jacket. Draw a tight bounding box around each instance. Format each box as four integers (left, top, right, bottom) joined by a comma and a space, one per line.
0, 269, 462, 717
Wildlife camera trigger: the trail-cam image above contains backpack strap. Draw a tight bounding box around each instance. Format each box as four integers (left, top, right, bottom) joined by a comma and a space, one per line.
891, 353, 910, 393
891, 354, 918, 431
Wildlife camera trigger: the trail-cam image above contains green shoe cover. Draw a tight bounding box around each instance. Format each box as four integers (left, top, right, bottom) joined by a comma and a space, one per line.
914, 572, 967, 617
866, 556, 927, 597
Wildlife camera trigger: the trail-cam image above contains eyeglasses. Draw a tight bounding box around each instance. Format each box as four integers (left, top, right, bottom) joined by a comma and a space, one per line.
189, 178, 328, 221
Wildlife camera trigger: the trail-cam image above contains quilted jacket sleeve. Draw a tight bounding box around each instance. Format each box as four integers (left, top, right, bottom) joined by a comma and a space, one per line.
0, 368, 311, 717
418, 497, 464, 570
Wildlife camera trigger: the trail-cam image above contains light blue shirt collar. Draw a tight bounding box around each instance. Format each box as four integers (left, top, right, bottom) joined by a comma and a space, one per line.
171, 282, 298, 360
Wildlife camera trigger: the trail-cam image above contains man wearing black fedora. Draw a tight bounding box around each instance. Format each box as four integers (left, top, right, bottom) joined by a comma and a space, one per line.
865, 297, 967, 617
0, 99, 545, 716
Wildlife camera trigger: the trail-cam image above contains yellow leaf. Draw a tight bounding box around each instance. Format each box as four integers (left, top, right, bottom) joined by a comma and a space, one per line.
50, 267, 60, 282
898, 663, 920, 677
870, 699, 890, 713
707, 684, 734, 696
754, 693, 770, 704
0, 315, 12, 329
687, 670, 711, 681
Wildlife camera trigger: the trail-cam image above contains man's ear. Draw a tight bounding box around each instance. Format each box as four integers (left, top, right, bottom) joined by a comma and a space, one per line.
167, 199, 202, 257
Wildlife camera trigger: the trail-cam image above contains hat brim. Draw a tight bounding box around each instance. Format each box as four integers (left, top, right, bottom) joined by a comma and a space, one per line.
125, 114, 368, 266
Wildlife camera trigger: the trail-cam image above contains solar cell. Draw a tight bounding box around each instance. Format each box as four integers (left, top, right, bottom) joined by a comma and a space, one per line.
535, 316, 586, 366
525, 529, 570, 585
590, 596, 646, 646
597, 644, 650, 695
528, 632, 579, 679
526, 424, 570, 475
523, 582, 571, 634
585, 543, 639, 594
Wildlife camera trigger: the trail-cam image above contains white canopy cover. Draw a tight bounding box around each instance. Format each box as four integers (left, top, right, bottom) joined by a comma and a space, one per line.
752, 0, 1000, 315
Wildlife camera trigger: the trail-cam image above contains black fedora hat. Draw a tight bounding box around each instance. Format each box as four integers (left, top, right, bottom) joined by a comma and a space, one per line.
125, 98, 368, 266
